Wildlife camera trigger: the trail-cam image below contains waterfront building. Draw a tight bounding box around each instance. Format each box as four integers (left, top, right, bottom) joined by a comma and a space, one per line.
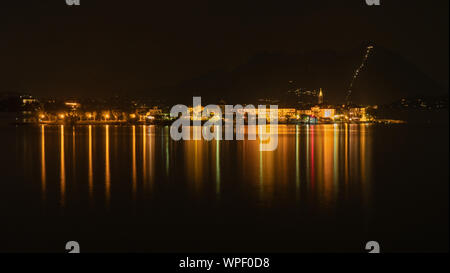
349, 107, 367, 121
278, 108, 297, 121
311, 106, 335, 119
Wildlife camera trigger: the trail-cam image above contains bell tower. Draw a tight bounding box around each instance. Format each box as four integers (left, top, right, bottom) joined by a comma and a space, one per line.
318, 88, 323, 104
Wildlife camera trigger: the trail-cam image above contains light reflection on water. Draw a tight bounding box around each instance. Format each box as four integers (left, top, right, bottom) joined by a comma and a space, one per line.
59, 125, 65, 207
4, 122, 447, 252
40, 125, 46, 201
105, 125, 110, 207
37, 124, 373, 210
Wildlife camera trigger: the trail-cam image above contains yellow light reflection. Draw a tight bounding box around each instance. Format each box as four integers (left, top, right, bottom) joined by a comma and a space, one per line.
185, 126, 204, 193
193, 137, 203, 190
132, 126, 137, 198
310, 125, 315, 191
148, 125, 155, 189
333, 124, 339, 197
360, 123, 371, 212
259, 145, 263, 198
72, 126, 76, 182
306, 125, 310, 191
142, 125, 147, 187
324, 125, 334, 203
344, 123, 349, 187
60, 125, 66, 207
40, 125, 46, 201
215, 129, 221, 197
360, 124, 366, 184
295, 124, 300, 199
105, 125, 110, 207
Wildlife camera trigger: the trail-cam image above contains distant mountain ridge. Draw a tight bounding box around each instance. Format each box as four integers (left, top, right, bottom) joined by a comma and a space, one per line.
153, 44, 447, 106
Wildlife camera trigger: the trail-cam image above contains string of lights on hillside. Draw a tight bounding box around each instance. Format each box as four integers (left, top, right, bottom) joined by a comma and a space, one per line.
346, 45, 374, 104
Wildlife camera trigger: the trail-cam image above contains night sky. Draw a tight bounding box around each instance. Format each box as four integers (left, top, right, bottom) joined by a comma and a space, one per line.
1, 0, 448, 99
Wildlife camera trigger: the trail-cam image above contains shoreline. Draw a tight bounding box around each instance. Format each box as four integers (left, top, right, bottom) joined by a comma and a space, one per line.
10, 119, 406, 126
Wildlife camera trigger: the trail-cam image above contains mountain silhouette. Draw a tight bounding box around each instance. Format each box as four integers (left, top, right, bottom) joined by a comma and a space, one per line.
154, 44, 446, 106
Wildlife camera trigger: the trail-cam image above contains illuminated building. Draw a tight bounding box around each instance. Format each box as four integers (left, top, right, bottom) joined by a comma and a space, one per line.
21, 95, 38, 104
297, 109, 312, 116
320, 108, 335, 118
349, 107, 367, 121
102, 112, 110, 120
64, 101, 81, 110
310, 106, 336, 119
147, 106, 162, 116
278, 108, 297, 121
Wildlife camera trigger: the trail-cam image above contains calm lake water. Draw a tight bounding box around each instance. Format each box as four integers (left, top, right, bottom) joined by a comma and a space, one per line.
0, 124, 448, 252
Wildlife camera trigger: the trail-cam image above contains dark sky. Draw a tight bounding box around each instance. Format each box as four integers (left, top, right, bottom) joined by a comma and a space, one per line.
0, 0, 448, 98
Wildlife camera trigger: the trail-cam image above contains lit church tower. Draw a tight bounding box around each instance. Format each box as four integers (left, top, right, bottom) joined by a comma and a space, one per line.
318, 88, 323, 104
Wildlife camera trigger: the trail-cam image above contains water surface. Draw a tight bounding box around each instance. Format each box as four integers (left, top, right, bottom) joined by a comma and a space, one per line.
0, 124, 448, 252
